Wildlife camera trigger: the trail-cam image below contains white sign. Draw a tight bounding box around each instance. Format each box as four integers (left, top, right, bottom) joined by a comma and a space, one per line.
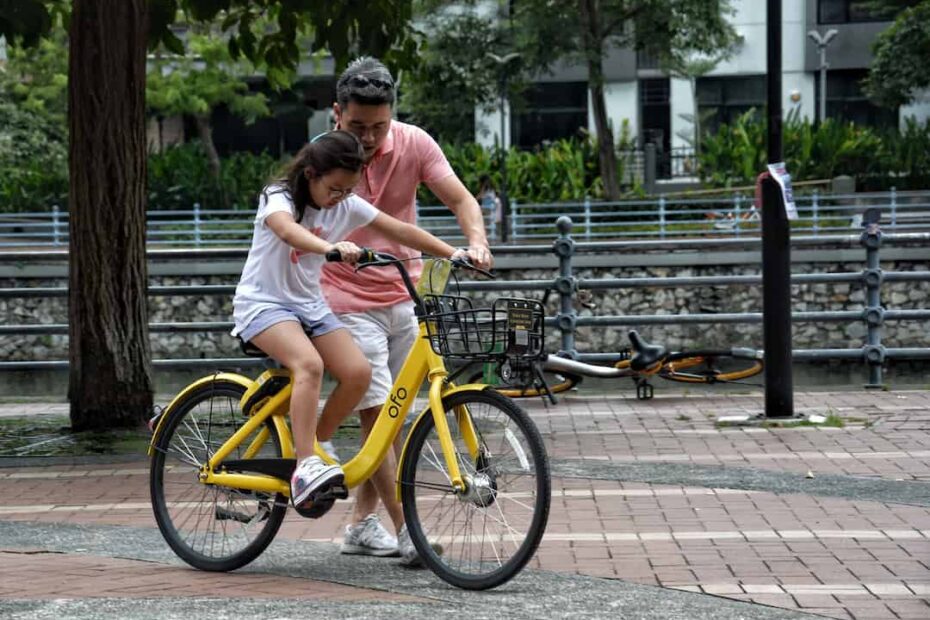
767, 162, 799, 220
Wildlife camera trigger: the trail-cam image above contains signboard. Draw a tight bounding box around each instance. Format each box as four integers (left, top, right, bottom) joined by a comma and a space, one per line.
766, 162, 799, 220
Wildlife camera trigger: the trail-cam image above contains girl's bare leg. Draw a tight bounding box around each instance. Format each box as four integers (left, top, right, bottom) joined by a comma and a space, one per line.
250, 321, 323, 460
311, 328, 371, 441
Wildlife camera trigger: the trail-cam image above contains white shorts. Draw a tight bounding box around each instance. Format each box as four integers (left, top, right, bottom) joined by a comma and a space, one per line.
338, 301, 418, 411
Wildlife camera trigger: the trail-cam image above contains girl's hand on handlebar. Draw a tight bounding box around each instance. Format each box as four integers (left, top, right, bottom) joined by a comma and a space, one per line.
329, 241, 363, 264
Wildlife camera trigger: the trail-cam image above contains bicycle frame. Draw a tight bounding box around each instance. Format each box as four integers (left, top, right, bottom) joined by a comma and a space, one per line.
150, 321, 483, 498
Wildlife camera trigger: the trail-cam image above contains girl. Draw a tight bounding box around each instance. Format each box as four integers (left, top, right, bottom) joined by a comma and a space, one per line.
232, 130, 463, 513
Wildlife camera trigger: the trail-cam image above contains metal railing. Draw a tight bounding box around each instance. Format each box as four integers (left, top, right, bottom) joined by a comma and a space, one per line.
3, 189, 927, 248
1, 212, 929, 386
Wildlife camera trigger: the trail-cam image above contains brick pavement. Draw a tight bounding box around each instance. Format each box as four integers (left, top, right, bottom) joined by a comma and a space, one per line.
1, 389, 929, 619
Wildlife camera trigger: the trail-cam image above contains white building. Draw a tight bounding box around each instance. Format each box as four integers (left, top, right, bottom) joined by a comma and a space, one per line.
475, 0, 930, 155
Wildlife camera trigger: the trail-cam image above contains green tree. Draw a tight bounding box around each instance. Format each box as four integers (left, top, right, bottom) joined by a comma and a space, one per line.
1, 0, 417, 431
0, 21, 68, 125
147, 30, 271, 190
512, 0, 737, 200
399, 10, 511, 143
864, 1, 930, 108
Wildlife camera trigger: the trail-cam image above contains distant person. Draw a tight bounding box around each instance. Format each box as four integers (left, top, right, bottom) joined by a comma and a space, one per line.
476, 174, 502, 234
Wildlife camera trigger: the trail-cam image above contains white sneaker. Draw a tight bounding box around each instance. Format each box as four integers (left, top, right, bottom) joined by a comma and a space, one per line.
397, 523, 445, 567
290, 456, 343, 509
340, 514, 399, 557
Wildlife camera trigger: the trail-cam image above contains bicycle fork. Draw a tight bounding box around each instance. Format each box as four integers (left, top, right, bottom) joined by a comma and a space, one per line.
426, 370, 481, 495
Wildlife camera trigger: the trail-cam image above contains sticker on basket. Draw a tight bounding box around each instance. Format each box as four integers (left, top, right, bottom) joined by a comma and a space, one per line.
507, 303, 536, 353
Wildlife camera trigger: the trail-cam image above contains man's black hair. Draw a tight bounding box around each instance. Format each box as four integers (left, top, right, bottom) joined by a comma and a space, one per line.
336, 56, 396, 107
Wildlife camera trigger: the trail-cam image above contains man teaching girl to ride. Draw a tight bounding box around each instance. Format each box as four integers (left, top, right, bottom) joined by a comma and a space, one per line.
231, 129, 463, 547
232, 57, 493, 567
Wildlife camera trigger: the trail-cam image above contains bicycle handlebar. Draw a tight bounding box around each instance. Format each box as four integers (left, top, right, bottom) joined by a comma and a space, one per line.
324, 247, 495, 311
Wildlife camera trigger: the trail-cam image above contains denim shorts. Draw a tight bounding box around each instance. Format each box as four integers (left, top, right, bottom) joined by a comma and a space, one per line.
238, 306, 345, 343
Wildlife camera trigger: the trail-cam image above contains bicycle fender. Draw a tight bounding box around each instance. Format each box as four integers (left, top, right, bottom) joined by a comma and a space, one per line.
147, 372, 255, 457
395, 383, 491, 502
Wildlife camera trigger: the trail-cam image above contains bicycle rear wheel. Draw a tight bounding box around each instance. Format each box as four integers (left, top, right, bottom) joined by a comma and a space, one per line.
660, 351, 763, 384
150, 378, 288, 572
399, 389, 550, 590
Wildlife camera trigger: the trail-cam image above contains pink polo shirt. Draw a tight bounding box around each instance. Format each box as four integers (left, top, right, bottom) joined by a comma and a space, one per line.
321, 121, 455, 313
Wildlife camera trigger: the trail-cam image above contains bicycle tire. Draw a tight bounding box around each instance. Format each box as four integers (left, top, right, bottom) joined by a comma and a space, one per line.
466, 368, 582, 399
659, 351, 763, 384
150, 378, 288, 572
399, 389, 550, 590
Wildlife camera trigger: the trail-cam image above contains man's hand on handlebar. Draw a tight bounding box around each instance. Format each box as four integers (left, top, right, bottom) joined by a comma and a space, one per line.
465, 244, 493, 271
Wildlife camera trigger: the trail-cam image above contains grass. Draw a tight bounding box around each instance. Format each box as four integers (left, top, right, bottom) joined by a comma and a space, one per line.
675, 414, 692, 422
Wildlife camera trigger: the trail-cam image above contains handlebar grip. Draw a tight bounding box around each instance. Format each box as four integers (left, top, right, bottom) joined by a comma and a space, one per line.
325, 249, 343, 262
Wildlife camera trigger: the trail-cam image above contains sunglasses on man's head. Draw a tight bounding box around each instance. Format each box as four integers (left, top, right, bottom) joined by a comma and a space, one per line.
347, 74, 394, 89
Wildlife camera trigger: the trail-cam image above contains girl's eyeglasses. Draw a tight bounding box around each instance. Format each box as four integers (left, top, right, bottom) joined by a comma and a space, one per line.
328, 187, 354, 200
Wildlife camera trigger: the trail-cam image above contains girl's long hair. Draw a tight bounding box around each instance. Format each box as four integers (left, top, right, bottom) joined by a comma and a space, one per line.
265, 130, 365, 222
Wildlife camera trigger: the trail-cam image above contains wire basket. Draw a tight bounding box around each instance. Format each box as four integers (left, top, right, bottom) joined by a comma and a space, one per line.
423, 295, 544, 361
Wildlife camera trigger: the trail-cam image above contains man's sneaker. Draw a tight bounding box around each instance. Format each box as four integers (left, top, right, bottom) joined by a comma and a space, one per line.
340, 514, 399, 557
290, 456, 343, 510
319, 440, 339, 462
397, 523, 443, 567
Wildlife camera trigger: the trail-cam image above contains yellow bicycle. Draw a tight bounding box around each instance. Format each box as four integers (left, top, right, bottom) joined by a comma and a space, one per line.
148, 252, 551, 590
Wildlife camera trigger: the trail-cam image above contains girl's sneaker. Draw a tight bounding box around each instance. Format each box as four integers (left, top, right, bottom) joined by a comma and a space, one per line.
290, 456, 343, 510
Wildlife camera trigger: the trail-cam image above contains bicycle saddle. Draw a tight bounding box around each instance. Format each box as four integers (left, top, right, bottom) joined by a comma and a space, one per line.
238, 328, 315, 357
627, 330, 667, 371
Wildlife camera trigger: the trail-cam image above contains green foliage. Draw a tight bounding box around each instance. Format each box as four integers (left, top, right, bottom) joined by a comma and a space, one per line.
864, 1, 930, 107
0, 96, 68, 212
148, 142, 279, 211
399, 10, 513, 144
698, 109, 930, 189
419, 135, 607, 205
147, 32, 270, 122
0, 23, 68, 125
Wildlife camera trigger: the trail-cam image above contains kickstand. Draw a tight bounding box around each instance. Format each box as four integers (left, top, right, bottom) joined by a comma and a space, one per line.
534, 363, 558, 405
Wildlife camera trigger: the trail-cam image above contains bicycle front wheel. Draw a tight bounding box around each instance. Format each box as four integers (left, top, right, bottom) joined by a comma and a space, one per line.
150, 378, 288, 572
660, 351, 763, 384
400, 389, 550, 590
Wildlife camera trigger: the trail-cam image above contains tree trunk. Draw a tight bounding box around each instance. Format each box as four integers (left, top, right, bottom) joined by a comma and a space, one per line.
195, 114, 227, 206
579, 0, 621, 200
68, 0, 152, 431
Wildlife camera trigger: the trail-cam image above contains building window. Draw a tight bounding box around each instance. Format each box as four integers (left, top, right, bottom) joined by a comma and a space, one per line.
697, 75, 766, 133
817, 69, 898, 129
818, 0, 901, 24
512, 81, 588, 148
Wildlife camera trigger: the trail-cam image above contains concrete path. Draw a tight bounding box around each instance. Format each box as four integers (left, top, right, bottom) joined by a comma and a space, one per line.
1, 388, 929, 619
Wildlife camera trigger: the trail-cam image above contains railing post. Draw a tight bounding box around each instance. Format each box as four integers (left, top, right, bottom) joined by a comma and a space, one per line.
658, 196, 666, 239
552, 216, 577, 358
583, 196, 591, 240
811, 190, 819, 236
733, 194, 742, 237
510, 199, 519, 242
52, 205, 61, 246
889, 186, 897, 230
644, 143, 657, 195
193, 202, 202, 246
860, 209, 884, 389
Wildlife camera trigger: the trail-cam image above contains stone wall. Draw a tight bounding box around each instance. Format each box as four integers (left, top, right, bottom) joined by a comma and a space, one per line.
2, 260, 928, 361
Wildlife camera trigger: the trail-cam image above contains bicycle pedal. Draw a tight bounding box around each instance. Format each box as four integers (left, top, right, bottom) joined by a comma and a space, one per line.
292, 482, 348, 519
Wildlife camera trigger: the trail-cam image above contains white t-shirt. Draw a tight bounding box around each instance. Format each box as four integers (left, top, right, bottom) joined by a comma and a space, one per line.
232, 186, 379, 336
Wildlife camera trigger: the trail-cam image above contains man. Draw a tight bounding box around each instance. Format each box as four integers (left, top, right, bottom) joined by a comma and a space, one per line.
320, 57, 493, 565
